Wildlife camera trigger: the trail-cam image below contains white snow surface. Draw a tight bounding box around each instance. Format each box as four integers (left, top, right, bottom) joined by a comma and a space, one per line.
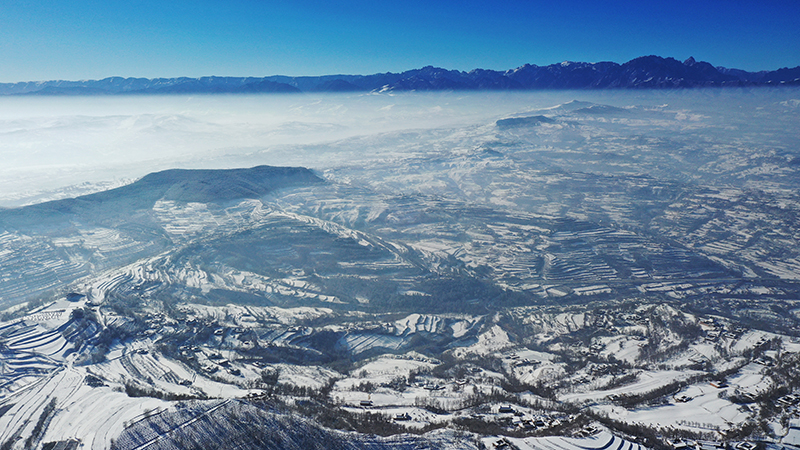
485, 431, 645, 450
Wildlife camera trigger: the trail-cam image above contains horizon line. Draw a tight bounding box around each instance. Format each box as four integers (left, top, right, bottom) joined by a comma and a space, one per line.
3, 55, 800, 85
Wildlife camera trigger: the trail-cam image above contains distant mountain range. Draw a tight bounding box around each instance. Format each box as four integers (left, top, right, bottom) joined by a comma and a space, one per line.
2, 55, 799, 95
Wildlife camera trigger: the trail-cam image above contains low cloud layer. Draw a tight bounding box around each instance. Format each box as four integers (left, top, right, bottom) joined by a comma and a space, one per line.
1, 89, 798, 207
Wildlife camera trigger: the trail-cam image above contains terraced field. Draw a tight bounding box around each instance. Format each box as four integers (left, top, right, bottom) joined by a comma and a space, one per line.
1, 91, 800, 448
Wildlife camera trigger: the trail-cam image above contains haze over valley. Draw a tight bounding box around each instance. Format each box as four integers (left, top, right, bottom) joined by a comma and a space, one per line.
2, 87, 800, 449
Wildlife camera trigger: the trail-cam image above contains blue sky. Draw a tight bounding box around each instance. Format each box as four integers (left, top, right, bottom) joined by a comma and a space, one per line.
0, 0, 798, 82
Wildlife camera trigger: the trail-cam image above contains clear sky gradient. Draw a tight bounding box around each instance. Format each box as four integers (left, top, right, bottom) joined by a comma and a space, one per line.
1, 0, 798, 82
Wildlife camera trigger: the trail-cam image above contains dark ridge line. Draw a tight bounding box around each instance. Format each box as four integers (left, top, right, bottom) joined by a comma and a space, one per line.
1, 55, 798, 96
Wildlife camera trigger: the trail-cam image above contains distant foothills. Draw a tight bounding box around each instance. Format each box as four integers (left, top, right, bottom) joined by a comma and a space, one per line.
2, 55, 799, 95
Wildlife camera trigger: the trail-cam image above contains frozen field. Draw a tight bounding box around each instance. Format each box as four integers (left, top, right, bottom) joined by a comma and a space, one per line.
1, 89, 800, 448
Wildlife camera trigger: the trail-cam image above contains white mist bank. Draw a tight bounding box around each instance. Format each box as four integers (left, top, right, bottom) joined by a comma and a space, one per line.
0, 89, 797, 207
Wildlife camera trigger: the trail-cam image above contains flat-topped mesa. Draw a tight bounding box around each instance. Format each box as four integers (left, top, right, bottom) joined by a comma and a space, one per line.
0, 165, 323, 228
105, 165, 323, 204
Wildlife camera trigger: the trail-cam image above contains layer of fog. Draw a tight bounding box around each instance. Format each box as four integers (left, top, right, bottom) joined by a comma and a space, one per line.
0, 89, 798, 207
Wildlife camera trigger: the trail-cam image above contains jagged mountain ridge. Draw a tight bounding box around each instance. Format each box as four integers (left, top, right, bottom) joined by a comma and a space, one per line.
2, 55, 798, 95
